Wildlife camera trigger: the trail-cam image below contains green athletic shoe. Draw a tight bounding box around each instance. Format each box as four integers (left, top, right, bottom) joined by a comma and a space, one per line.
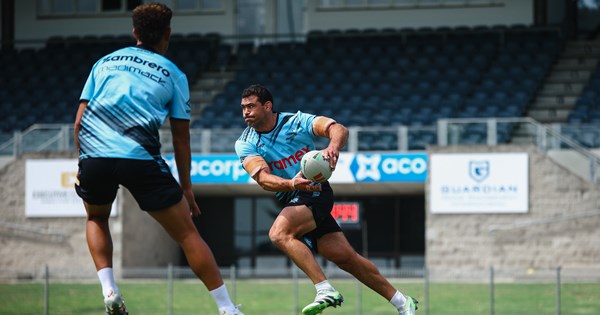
302, 290, 344, 315
399, 296, 418, 315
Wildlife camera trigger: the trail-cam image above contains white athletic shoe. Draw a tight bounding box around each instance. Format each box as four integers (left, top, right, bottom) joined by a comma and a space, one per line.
104, 290, 128, 315
398, 296, 418, 315
220, 304, 244, 315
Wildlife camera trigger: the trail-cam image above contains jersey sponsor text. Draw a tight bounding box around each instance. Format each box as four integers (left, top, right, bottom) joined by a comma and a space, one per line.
267, 145, 310, 171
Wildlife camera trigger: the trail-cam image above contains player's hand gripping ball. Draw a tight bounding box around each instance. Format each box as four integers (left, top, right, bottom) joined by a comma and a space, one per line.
300, 150, 332, 182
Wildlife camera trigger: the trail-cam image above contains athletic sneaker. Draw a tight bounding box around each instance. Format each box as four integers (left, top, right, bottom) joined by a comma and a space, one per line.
398, 296, 418, 315
104, 290, 128, 315
302, 290, 344, 315
220, 304, 244, 315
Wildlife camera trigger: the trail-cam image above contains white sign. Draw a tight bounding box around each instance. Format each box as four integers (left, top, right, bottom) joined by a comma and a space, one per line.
430, 153, 528, 213
25, 159, 117, 217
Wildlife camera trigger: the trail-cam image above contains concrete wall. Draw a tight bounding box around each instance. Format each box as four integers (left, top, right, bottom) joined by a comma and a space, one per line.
120, 189, 182, 273
14, 0, 235, 42
13, 0, 533, 44
305, 0, 533, 32
0, 152, 190, 280
426, 145, 600, 280
0, 152, 100, 279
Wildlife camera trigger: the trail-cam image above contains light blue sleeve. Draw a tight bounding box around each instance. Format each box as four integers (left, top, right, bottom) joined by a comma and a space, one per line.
79, 67, 96, 101
169, 72, 191, 120
235, 139, 258, 163
298, 111, 317, 137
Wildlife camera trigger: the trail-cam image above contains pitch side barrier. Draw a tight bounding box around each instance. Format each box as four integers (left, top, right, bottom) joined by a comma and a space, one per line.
2, 119, 599, 185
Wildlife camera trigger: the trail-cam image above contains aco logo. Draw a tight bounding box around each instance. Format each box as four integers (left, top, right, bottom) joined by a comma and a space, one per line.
349, 153, 427, 182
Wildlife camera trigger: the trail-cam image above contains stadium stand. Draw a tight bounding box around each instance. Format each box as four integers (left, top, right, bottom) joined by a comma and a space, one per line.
190, 25, 565, 149
3, 24, 594, 151
564, 64, 600, 147
0, 33, 220, 133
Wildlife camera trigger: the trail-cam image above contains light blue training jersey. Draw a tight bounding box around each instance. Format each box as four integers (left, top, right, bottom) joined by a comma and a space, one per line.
235, 111, 319, 203
78, 46, 190, 160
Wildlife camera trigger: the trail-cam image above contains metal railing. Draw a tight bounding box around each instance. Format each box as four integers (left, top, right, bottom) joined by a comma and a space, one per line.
437, 117, 600, 183
2, 118, 599, 182
0, 124, 75, 156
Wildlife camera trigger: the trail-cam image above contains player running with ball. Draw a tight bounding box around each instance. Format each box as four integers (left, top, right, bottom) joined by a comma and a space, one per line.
235, 84, 418, 315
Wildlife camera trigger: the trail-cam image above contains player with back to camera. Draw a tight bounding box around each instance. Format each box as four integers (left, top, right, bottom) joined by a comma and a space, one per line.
73, 3, 243, 315
234, 84, 418, 315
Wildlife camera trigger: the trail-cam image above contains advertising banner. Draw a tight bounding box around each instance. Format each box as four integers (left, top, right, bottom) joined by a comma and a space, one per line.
163, 152, 428, 184
430, 153, 529, 213
25, 159, 116, 217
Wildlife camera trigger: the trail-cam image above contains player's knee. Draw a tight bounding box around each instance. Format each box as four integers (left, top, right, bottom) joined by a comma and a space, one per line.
268, 226, 291, 248
268, 226, 283, 245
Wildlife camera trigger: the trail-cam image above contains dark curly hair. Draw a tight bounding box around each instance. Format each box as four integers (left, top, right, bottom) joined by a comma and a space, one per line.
242, 84, 274, 107
132, 2, 172, 46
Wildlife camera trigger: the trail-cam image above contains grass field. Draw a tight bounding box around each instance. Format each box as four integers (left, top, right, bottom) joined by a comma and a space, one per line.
1, 279, 599, 314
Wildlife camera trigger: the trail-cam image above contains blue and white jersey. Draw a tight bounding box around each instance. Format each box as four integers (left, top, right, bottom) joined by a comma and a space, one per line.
235, 111, 319, 203
78, 46, 190, 160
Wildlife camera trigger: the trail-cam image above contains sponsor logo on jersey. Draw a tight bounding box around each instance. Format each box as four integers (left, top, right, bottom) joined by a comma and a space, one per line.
267, 145, 310, 171
100, 55, 170, 85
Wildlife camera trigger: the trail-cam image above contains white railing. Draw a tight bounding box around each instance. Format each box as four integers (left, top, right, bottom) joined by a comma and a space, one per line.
2, 119, 599, 182
437, 117, 600, 183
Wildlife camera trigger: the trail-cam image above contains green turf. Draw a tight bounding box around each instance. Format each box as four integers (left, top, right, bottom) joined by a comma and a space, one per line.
0, 279, 598, 314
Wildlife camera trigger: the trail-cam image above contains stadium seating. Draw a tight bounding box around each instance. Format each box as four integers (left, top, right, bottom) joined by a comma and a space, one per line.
0, 33, 223, 134
564, 64, 600, 148
0, 25, 569, 150
192, 25, 562, 150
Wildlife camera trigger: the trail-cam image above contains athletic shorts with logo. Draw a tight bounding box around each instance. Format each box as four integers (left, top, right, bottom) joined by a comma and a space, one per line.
75, 157, 183, 211
286, 182, 342, 252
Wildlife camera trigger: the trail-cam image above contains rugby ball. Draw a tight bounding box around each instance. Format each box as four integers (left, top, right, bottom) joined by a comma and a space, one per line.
300, 150, 332, 182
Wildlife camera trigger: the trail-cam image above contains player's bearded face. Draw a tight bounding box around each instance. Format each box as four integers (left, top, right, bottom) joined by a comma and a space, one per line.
241, 96, 265, 128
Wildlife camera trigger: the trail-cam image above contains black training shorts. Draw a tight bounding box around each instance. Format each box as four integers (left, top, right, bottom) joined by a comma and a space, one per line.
286, 182, 342, 251
75, 157, 183, 211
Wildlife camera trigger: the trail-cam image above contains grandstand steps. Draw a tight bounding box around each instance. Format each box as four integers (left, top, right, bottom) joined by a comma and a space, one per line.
560, 41, 600, 59
524, 109, 572, 123
526, 99, 574, 123
531, 95, 578, 108
509, 121, 566, 145
544, 42, 599, 83
524, 40, 600, 124
537, 83, 585, 97
526, 95, 575, 123
189, 71, 235, 115
508, 124, 536, 145
553, 57, 598, 71
545, 69, 593, 84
